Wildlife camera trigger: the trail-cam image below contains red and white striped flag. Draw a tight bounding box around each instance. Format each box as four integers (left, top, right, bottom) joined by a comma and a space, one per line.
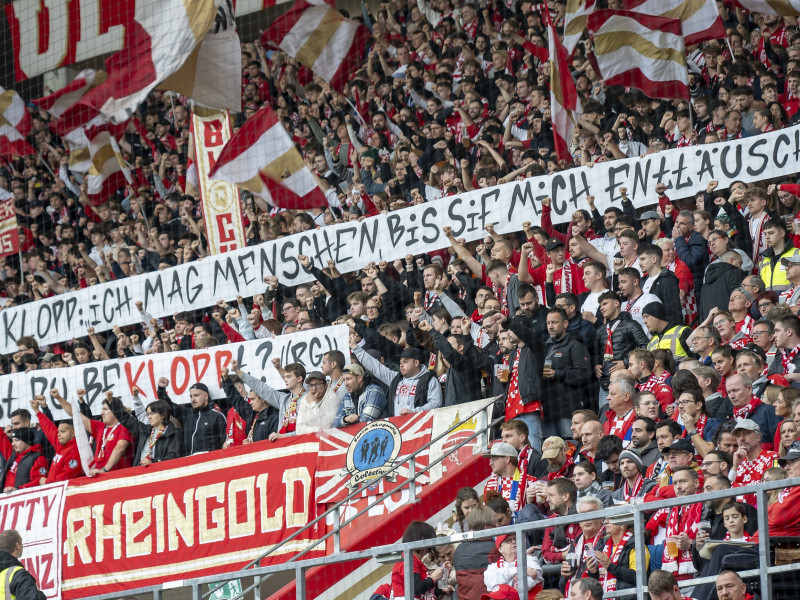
0, 87, 34, 157
84, 124, 133, 201
564, 0, 597, 58
79, 0, 220, 123
588, 10, 690, 100
623, 0, 724, 45
158, 0, 242, 112
208, 105, 327, 210
547, 13, 582, 163
261, 0, 371, 92
734, 0, 800, 15
63, 116, 127, 174
33, 69, 105, 136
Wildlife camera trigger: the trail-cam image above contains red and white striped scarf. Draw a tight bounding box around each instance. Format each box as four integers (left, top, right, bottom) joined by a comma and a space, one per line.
423, 290, 439, 311
733, 396, 762, 420
738, 314, 756, 336
600, 531, 633, 592
662, 503, 700, 577
749, 212, 769, 265
623, 474, 644, 501
781, 342, 800, 374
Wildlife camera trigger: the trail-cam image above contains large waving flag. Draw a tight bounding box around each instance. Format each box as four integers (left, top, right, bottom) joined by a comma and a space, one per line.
261, 0, 371, 92
547, 13, 582, 163
33, 69, 105, 136
563, 0, 597, 58
623, 0, 725, 45
209, 105, 327, 209
158, 0, 242, 111
588, 9, 690, 100
63, 116, 127, 174
735, 0, 800, 15
0, 87, 34, 157
79, 0, 220, 123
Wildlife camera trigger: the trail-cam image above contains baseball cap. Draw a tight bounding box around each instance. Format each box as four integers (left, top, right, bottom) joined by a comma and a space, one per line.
606, 512, 635, 526
305, 371, 327, 383
545, 238, 564, 252
483, 442, 518, 459
668, 438, 695, 454
494, 534, 513, 550
541, 436, 566, 459
779, 440, 800, 465
782, 255, 800, 267
732, 418, 760, 433
342, 364, 365, 376
399, 347, 423, 361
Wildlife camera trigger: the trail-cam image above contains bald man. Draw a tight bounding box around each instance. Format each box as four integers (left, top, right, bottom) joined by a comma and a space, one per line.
579, 421, 604, 463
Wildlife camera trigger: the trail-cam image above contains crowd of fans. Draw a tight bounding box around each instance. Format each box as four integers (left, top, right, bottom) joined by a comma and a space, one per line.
2, 0, 800, 597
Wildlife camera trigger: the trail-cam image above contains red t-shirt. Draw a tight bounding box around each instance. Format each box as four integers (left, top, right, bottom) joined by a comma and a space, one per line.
90, 420, 134, 471
38, 410, 83, 482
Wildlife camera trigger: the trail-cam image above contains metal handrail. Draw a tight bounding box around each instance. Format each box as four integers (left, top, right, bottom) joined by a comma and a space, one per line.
82, 475, 800, 600
202, 397, 500, 600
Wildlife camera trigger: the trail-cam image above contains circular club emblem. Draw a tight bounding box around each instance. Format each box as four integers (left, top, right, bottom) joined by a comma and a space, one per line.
345, 421, 402, 488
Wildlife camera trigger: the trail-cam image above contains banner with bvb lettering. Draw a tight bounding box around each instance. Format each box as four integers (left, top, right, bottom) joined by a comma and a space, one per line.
1, 128, 799, 353
193, 109, 247, 255
0, 325, 349, 427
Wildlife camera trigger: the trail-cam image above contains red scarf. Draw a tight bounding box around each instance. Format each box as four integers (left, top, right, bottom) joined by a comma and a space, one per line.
623, 475, 644, 501
600, 531, 633, 592
781, 342, 800, 374
724, 531, 751, 541
547, 454, 575, 480
423, 290, 439, 311
496, 274, 512, 316
485, 468, 526, 513
662, 503, 701, 577
504, 350, 522, 418
605, 319, 621, 360
682, 414, 708, 439
278, 388, 305, 434
738, 314, 756, 336
733, 396, 762, 420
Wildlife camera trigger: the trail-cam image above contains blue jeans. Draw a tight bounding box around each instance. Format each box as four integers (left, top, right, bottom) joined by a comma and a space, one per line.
543, 418, 573, 439
598, 387, 609, 415
516, 412, 543, 454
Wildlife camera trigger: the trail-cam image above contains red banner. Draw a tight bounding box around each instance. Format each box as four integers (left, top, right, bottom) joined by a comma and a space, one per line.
59, 439, 322, 599
0, 198, 20, 258
314, 412, 433, 505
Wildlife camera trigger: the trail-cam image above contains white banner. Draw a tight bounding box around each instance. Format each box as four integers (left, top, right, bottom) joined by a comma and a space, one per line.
0, 325, 348, 426
194, 109, 246, 254
1, 128, 799, 353
0, 482, 67, 600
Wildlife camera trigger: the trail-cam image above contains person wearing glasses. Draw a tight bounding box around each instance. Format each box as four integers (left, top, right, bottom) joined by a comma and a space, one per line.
749, 320, 778, 364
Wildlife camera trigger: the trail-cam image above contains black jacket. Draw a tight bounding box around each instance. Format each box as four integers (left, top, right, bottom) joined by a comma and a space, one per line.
543, 331, 593, 419
675, 231, 710, 297
222, 379, 280, 442
430, 330, 483, 406
586, 534, 638, 590
160, 387, 226, 455
594, 312, 649, 389
134, 421, 182, 463
643, 269, 683, 324
0, 551, 45, 600
699, 261, 746, 321
507, 314, 546, 407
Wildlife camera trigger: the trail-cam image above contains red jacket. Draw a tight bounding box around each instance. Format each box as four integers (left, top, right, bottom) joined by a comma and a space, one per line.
753, 484, 800, 540
38, 410, 83, 482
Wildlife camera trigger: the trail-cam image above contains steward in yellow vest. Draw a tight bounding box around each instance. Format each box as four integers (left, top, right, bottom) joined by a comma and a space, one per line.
641, 302, 697, 363
758, 219, 800, 292
0, 530, 45, 600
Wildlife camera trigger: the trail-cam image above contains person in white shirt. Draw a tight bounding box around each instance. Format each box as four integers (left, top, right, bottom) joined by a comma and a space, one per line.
617, 268, 661, 338
295, 371, 340, 435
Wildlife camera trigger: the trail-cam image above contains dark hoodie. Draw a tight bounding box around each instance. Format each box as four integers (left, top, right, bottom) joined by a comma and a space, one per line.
698, 260, 745, 321
0, 551, 45, 600
543, 331, 593, 419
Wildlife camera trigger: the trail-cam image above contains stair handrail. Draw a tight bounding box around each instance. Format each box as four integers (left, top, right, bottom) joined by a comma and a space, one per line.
204, 397, 502, 600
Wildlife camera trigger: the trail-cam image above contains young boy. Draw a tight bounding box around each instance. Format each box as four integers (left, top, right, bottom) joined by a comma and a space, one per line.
483, 534, 544, 599
721, 502, 751, 542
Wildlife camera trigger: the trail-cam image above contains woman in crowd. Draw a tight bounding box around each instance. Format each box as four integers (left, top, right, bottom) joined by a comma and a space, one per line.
453, 487, 481, 534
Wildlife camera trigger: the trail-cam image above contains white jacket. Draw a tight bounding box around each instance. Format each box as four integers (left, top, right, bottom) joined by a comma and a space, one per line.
483, 555, 543, 594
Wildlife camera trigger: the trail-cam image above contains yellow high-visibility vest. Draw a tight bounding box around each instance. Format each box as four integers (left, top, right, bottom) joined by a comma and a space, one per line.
647, 325, 690, 360
0, 566, 22, 600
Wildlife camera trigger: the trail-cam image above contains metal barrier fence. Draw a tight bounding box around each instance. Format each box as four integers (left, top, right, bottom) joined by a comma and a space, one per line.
83, 475, 800, 600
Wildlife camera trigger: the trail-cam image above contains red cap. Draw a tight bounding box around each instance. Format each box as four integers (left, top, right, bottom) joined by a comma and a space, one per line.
480, 584, 520, 600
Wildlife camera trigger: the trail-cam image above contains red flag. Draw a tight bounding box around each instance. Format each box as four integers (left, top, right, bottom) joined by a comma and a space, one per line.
546, 12, 581, 163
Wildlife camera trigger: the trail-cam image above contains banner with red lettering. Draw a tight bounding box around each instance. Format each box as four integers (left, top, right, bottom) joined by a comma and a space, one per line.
0, 325, 348, 427
193, 109, 246, 255
0, 482, 67, 600
59, 439, 322, 599
4, 0, 290, 82
0, 198, 20, 258
314, 412, 434, 505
